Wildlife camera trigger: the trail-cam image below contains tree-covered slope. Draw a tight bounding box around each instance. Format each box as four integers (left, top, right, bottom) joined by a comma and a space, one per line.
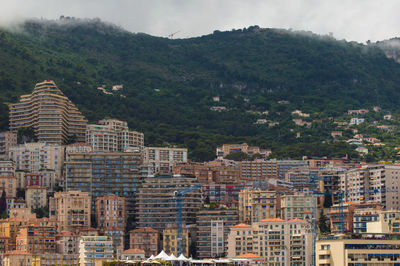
1, 18, 400, 160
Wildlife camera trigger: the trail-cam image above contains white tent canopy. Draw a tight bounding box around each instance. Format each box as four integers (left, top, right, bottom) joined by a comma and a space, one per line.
154, 250, 170, 260
149, 255, 155, 260
177, 254, 189, 261
167, 254, 178, 261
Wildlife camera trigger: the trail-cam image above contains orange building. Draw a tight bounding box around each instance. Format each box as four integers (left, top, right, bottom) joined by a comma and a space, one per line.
95, 194, 126, 230
129, 227, 159, 257
16, 223, 56, 254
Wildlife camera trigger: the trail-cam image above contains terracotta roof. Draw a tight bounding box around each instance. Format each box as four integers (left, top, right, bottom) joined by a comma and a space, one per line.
4, 250, 32, 255
130, 227, 158, 233
260, 218, 284, 222
289, 218, 305, 222
122, 248, 145, 254
232, 223, 251, 228
234, 253, 263, 259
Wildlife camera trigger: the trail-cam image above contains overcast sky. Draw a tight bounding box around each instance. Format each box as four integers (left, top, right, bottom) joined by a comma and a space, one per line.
1, 0, 399, 43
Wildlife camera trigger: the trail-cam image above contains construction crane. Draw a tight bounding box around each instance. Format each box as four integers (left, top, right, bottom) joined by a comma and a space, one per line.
174, 184, 201, 256
168, 31, 180, 39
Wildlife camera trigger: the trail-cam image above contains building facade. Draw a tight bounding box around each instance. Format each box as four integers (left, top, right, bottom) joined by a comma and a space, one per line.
95, 194, 126, 230
238, 189, 277, 223
9, 80, 87, 144
143, 147, 187, 174
0, 132, 17, 159
79, 235, 114, 266
129, 227, 160, 257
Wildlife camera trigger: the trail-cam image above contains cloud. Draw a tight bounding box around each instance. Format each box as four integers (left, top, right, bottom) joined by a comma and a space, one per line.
0, 0, 399, 42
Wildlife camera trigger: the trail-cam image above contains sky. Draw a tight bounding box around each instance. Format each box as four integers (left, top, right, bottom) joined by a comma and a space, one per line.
1, 0, 399, 43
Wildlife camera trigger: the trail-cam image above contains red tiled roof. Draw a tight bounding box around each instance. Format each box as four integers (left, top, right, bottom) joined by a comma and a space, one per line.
260, 218, 284, 222
234, 253, 263, 259
289, 218, 305, 222
232, 223, 251, 228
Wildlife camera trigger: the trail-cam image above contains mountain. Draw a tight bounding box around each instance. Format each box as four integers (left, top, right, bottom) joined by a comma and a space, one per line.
1, 18, 400, 160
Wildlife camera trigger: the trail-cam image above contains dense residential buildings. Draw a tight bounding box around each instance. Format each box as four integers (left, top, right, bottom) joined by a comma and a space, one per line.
202, 184, 249, 208
0, 160, 15, 177
136, 175, 202, 232
86, 119, 144, 152
143, 147, 188, 174
384, 164, 400, 210
280, 193, 315, 221
0, 132, 17, 159
129, 227, 160, 257
163, 226, 191, 257
15, 224, 56, 254
316, 235, 400, 265
0, 175, 17, 198
238, 189, 277, 223
64, 151, 141, 215
239, 159, 278, 181
9, 142, 64, 188
196, 208, 238, 259
49, 191, 91, 233
25, 186, 46, 210
227, 218, 313, 265
9, 80, 87, 144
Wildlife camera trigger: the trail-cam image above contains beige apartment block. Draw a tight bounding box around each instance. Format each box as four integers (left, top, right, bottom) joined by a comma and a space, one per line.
227, 218, 313, 265
163, 226, 191, 257
25, 186, 47, 210
385, 164, 400, 210
49, 191, 91, 233
280, 193, 315, 221
0, 160, 15, 177
2, 250, 33, 266
238, 189, 277, 223
9, 142, 64, 187
86, 119, 144, 152
79, 235, 114, 266
316, 235, 400, 265
0, 176, 17, 198
0, 132, 17, 159
9, 80, 87, 144
143, 147, 188, 174
95, 194, 126, 230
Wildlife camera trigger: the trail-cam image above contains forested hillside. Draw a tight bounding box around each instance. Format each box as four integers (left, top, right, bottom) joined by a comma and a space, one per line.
1, 18, 400, 160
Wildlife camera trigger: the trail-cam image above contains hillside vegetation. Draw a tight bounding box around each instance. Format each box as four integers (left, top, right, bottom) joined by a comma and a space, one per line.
1, 18, 400, 160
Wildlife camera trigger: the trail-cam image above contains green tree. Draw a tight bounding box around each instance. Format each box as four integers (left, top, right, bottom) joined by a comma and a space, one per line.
318, 210, 330, 234
225, 151, 249, 161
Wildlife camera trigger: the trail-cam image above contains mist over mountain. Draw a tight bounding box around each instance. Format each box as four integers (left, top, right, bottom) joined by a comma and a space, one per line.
1, 18, 400, 160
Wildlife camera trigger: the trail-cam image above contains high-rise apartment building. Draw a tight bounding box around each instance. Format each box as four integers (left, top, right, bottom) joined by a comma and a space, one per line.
9, 80, 87, 144
95, 194, 126, 230
136, 175, 202, 232
238, 189, 277, 223
227, 218, 313, 265
239, 160, 278, 181
9, 142, 64, 188
143, 147, 187, 174
86, 119, 144, 152
340, 165, 386, 206
129, 227, 160, 257
64, 151, 141, 215
0, 132, 17, 159
16, 224, 56, 254
384, 165, 400, 210
196, 208, 238, 259
49, 191, 91, 233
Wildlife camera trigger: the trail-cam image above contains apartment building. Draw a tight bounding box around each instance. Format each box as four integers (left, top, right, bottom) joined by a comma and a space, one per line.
227, 218, 313, 265
0, 132, 17, 159
202, 184, 249, 208
352, 203, 384, 233
129, 227, 160, 257
86, 119, 144, 152
239, 160, 278, 181
16, 224, 56, 254
143, 147, 187, 174
328, 202, 356, 234
280, 193, 315, 221
163, 226, 190, 257
0, 176, 16, 198
136, 175, 202, 232
196, 208, 238, 259
0, 161, 15, 177
238, 189, 277, 223
2, 250, 33, 266
318, 168, 345, 205
95, 194, 126, 230
25, 186, 47, 210
340, 165, 386, 205
56, 231, 80, 254
64, 142, 92, 160
174, 160, 240, 184
316, 235, 400, 265
9, 80, 87, 144
65, 151, 141, 215
49, 191, 91, 233
285, 166, 316, 189
32, 253, 79, 265
79, 235, 114, 266
384, 164, 400, 210
9, 142, 64, 188
216, 143, 271, 158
